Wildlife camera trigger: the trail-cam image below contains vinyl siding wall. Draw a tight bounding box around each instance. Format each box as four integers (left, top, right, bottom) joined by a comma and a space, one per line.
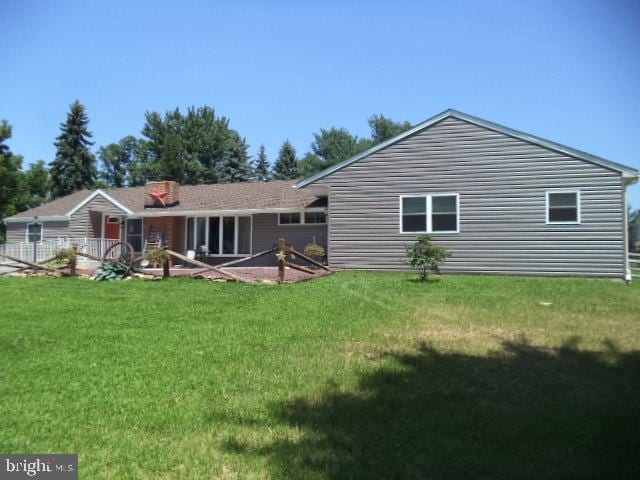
5, 196, 128, 244
316, 117, 625, 278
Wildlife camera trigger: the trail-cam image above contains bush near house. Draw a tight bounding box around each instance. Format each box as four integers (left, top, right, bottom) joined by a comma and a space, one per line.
406, 234, 451, 280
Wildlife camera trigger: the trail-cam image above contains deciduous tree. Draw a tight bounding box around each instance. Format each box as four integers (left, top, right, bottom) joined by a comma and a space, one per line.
368, 114, 412, 144
99, 136, 139, 188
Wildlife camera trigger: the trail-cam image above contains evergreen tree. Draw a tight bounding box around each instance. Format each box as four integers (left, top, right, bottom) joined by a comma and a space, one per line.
254, 144, 270, 181
0, 120, 23, 243
272, 140, 298, 180
216, 132, 252, 183
49, 100, 97, 197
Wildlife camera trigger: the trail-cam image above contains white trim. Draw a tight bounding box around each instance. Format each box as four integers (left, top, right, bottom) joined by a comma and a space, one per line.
545, 189, 581, 225
67, 189, 133, 216
430, 192, 460, 234
399, 193, 460, 235
25, 221, 44, 243
399, 194, 428, 234
5, 215, 68, 223
101, 213, 122, 241
140, 206, 326, 218
186, 214, 253, 256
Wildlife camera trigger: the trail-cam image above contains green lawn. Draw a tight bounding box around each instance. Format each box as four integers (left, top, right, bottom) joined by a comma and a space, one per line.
1, 272, 639, 479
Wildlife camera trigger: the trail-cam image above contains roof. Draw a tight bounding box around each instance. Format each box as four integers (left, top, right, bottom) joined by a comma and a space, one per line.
4, 180, 324, 222
295, 109, 640, 189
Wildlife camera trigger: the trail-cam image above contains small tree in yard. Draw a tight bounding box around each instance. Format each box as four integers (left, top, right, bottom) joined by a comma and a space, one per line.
406, 235, 450, 280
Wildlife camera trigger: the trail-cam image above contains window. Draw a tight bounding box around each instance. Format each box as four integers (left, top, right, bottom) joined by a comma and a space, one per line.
401, 197, 427, 233
208, 217, 220, 253
27, 223, 43, 243
196, 217, 207, 252
187, 215, 252, 256
222, 217, 235, 254
126, 219, 143, 252
547, 191, 580, 224
431, 195, 458, 232
400, 194, 459, 234
279, 212, 301, 225
238, 217, 251, 254
186, 217, 194, 250
304, 211, 327, 224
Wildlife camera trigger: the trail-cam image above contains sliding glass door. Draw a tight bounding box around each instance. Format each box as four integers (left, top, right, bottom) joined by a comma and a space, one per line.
186, 216, 251, 255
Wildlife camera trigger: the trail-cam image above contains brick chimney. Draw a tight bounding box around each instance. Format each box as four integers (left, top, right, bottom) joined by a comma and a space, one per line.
144, 181, 180, 208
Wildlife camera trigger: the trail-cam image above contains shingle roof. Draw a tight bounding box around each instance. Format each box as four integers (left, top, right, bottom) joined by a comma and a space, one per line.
5, 180, 323, 220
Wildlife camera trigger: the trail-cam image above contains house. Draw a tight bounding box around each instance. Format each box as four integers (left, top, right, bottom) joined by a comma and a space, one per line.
2, 109, 638, 278
2, 181, 328, 266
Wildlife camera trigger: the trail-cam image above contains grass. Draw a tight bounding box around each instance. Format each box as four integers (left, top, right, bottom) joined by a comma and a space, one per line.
0, 272, 639, 479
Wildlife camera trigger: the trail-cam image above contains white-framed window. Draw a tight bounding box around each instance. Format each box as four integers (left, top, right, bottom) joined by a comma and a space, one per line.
279, 210, 328, 225
186, 215, 252, 256
278, 212, 301, 225
546, 190, 580, 224
26, 222, 43, 243
400, 194, 459, 234
304, 211, 327, 224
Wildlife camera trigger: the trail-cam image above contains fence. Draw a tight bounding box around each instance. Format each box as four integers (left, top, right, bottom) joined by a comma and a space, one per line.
630, 253, 640, 279
0, 238, 120, 265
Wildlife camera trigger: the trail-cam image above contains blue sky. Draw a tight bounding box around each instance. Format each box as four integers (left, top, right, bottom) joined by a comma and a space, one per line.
2, 0, 639, 205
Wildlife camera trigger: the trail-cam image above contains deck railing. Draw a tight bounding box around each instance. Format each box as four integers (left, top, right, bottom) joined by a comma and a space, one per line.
0, 238, 120, 265
630, 253, 640, 279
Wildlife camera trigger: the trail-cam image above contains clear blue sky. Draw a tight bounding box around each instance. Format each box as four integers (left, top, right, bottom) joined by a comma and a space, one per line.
2, 0, 639, 205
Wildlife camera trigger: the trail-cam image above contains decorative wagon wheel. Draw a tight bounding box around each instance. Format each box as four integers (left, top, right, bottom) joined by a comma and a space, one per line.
101, 241, 135, 272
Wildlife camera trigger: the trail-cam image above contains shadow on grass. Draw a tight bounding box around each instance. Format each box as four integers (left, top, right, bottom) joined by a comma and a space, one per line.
244, 338, 640, 479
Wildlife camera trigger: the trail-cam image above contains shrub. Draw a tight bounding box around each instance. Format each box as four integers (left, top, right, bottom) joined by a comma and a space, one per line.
145, 247, 171, 266
53, 247, 78, 265
406, 234, 450, 280
304, 243, 325, 258
95, 261, 129, 281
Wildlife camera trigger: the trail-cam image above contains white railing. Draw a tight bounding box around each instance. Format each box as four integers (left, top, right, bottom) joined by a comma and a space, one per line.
630, 253, 640, 279
0, 237, 120, 265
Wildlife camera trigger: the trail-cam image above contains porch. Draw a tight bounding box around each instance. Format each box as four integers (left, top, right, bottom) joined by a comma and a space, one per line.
102, 211, 328, 267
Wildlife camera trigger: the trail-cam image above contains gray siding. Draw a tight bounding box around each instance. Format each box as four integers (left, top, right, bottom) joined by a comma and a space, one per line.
316, 117, 625, 278
241, 213, 327, 267
6, 220, 71, 243
68, 195, 128, 238
4, 196, 128, 244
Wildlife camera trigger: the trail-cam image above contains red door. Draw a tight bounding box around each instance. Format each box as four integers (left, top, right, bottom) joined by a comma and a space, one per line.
104, 217, 121, 240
